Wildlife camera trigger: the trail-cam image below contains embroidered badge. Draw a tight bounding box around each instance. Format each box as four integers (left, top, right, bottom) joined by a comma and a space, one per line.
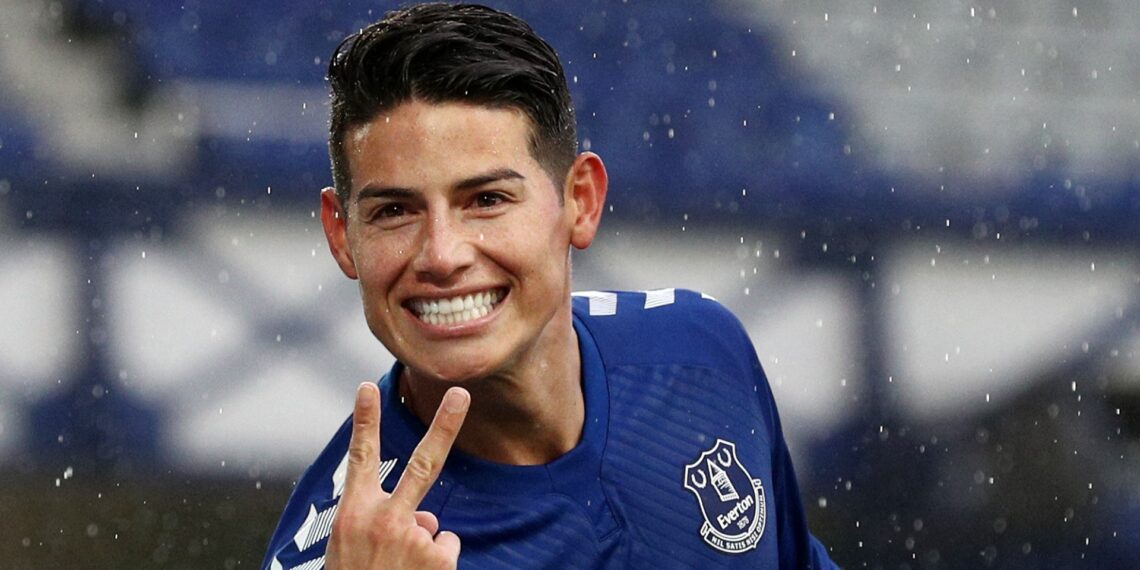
683, 439, 766, 554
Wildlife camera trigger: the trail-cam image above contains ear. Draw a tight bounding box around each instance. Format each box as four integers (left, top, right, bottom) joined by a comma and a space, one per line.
564, 152, 608, 250
320, 187, 359, 279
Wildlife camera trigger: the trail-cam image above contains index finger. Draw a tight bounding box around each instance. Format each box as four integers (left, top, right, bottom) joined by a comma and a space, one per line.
391, 387, 470, 509
341, 382, 383, 500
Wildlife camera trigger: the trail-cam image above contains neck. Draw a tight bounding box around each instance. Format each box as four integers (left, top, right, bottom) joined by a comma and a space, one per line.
400, 311, 585, 465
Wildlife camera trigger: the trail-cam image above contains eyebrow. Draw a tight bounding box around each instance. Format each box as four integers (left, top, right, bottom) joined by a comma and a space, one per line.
454, 168, 525, 190
355, 185, 415, 204
354, 168, 525, 203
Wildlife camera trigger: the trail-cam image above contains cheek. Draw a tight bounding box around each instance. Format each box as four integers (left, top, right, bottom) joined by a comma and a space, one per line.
349, 233, 413, 291
500, 224, 570, 286
490, 222, 555, 271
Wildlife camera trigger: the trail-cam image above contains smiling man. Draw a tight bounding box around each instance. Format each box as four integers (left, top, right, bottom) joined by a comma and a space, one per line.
263, 3, 837, 569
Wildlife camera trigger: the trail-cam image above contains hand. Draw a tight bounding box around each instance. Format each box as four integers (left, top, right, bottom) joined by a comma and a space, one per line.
326, 382, 470, 569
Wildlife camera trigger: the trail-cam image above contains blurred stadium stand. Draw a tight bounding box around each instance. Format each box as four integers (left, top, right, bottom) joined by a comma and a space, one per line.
1, 0, 1138, 568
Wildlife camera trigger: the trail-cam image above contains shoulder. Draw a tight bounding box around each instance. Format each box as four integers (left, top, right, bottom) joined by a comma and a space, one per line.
571, 288, 755, 372
262, 417, 353, 568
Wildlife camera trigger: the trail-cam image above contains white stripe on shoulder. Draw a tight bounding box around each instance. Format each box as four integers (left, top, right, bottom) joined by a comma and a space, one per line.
643, 288, 676, 309
572, 290, 618, 316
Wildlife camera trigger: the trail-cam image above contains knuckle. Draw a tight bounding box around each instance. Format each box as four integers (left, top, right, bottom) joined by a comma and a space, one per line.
404, 453, 438, 483
347, 441, 375, 466
353, 412, 376, 432
352, 414, 377, 434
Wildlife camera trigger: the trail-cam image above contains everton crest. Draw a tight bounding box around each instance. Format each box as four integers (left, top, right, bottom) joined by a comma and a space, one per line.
683, 438, 766, 554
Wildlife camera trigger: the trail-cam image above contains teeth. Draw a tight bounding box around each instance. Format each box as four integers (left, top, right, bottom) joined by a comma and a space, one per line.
412, 289, 503, 325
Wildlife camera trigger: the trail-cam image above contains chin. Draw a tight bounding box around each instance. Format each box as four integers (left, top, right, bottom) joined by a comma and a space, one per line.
408, 355, 501, 385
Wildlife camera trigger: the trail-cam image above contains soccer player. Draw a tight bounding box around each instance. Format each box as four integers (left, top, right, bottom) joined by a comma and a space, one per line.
263, 3, 838, 568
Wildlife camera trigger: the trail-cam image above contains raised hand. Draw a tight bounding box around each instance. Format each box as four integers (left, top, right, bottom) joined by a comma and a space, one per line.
326, 382, 470, 569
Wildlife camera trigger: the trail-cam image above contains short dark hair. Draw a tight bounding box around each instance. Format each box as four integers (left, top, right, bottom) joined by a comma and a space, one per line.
326, 2, 578, 205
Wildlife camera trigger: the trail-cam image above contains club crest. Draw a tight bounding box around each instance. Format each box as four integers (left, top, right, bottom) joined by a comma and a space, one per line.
683, 438, 766, 554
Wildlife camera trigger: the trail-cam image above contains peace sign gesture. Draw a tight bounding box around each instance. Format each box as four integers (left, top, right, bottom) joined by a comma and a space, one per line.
326, 382, 470, 569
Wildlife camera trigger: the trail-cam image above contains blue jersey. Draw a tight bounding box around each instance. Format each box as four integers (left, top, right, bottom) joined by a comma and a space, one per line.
264, 289, 837, 569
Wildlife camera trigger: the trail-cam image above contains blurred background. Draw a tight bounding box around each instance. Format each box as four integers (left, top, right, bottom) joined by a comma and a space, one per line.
1, 0, 1138, 568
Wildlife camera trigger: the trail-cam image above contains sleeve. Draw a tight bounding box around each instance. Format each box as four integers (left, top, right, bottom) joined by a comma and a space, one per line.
768, 405, 840, 569
739, 319, 840, 569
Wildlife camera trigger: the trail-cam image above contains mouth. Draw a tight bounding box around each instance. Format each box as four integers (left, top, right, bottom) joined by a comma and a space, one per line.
407, 287, 507, 326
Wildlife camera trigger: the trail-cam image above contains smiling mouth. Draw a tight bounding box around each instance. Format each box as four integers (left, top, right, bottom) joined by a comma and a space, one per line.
408, 288, 507, 326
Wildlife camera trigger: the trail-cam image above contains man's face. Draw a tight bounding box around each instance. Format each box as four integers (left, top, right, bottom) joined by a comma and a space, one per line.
322, 100, 597, 383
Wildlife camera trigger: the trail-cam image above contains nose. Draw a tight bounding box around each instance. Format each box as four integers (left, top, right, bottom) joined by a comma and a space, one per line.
411, 213, 475, 280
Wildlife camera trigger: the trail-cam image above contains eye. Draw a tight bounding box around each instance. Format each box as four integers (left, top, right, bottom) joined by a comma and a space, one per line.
474, 192, 506, 208
376, 203, 406, 218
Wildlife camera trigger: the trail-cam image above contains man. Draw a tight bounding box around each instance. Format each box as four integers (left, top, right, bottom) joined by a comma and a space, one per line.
263, 3, 838, 568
